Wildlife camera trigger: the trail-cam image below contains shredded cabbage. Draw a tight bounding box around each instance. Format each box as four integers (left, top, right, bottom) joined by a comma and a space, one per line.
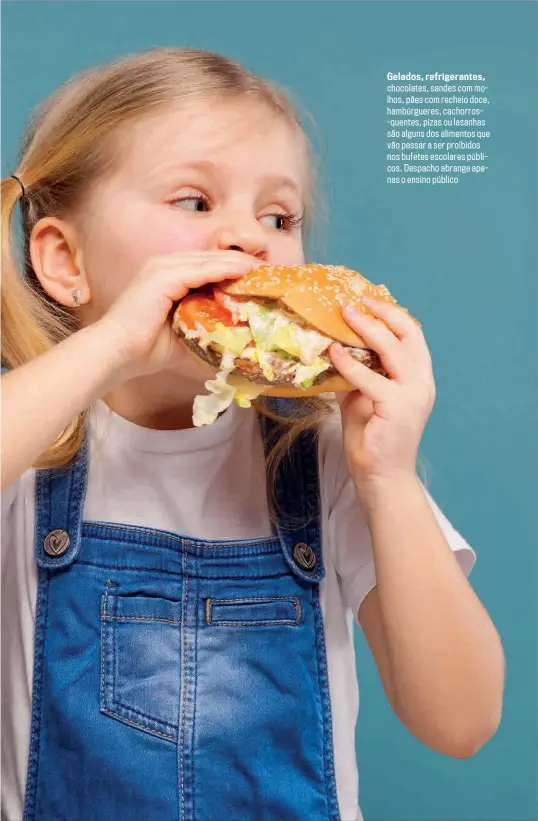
293, 359, 331, 389
239, 301, 331, 365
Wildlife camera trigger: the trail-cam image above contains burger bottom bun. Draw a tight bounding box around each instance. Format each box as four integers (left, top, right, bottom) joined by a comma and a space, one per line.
227, 372, 355, 397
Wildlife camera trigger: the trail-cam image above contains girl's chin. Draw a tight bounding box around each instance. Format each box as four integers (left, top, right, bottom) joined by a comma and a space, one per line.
171, 338, 218, 383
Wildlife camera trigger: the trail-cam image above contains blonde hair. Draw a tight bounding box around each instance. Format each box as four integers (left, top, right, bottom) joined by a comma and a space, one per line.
1, 46, 337, 508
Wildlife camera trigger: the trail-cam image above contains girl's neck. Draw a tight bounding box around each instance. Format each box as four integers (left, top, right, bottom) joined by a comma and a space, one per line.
102, 370, 208, 431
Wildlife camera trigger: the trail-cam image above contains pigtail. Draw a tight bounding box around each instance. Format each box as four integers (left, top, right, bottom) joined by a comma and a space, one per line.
1, 175, 87, 468
1, 176, 54, 368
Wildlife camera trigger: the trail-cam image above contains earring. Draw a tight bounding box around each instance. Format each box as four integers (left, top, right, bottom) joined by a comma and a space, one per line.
72, 289, 82, 309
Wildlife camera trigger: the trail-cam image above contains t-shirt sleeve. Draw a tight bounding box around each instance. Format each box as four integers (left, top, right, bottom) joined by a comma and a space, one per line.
319, 415, 477, 620
2, 477, 23, 578
1, 472, 35, 572
2, 477, 21, 524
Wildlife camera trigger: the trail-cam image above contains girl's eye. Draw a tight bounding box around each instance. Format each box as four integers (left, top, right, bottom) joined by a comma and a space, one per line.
260, 212, 305, 231
171, 195, 210, 212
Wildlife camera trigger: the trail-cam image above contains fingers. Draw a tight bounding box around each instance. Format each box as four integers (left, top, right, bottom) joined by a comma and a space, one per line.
330, 343, 394, 406
154, 250, 261, 269
359, 297, 423, 345
342, 305, 405, 380
342, 298, 430, 378
155, 252, 262, 303
183, 253, 260, 288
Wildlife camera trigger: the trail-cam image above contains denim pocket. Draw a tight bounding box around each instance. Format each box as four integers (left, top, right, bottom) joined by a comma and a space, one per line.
100, 588, 182, 742
206, 596, 302, 626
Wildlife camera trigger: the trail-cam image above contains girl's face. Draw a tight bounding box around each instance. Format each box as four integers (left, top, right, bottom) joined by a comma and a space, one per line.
77, 99, 308, 323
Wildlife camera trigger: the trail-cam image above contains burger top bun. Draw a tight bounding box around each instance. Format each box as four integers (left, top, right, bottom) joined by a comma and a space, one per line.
221, 263, 415, 349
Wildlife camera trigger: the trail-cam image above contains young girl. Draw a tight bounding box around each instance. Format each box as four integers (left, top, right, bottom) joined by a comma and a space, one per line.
1, 48, 504, 821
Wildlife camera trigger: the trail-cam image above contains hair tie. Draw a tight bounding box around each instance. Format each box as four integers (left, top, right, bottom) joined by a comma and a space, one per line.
10, 174, 27, 200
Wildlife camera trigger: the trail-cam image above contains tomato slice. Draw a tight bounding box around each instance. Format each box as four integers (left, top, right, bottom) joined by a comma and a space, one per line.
213, 287, 248, 326
177, 293, 235, 332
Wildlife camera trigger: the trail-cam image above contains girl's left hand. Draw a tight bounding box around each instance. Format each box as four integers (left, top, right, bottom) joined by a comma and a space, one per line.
330, 297, 436, 490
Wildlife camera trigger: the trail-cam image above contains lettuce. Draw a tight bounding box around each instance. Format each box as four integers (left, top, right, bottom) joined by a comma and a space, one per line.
208, 323, 253, 354
293, 359, 331, 389
193, 350, 266, 426
238, 301, 331, 365
192, 378, 237, 427
185, 302, 334, 426
192, 351, 237, 427
234, 382, 267, 408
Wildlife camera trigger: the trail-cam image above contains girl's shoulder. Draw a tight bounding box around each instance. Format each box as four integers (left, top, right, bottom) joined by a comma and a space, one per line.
2, 468, 34, 515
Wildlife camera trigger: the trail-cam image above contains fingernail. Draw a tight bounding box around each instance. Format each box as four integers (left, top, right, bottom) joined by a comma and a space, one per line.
343, 305, 360, 318
332, 342, 344, 354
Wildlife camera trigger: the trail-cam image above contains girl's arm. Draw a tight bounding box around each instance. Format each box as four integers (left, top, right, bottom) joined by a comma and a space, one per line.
357, 474, 505, 758
1, 250, 261, 491
1, 322, 123, 491
329, 295, 504, 758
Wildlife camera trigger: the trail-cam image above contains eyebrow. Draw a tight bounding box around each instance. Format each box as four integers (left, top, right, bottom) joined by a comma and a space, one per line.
162, 159, 302, 197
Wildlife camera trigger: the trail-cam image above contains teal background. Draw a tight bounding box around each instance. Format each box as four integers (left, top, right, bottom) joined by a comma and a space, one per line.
2, 2, 536, 819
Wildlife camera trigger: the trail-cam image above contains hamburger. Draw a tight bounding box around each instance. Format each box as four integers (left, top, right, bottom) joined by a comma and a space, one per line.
172, 263, 415, 426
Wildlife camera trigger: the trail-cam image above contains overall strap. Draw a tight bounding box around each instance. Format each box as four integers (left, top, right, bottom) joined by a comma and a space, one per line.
34, 437, 90, 569
259, 397, 325, 584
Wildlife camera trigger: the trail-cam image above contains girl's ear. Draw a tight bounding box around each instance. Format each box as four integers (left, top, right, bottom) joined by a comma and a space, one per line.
29, 217, 91, 308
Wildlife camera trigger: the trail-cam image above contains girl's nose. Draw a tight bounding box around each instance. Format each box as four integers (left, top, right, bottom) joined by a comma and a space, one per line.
213, 218, 267, 260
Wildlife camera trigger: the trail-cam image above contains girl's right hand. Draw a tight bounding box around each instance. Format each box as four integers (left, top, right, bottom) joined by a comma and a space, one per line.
95, 251, 262, 381
1, 251, 261, 490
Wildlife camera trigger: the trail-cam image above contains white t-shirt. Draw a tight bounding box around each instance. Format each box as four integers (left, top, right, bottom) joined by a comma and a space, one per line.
1, 400, 475, 821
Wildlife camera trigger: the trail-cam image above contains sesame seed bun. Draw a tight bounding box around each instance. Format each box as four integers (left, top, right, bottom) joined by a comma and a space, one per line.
221, 263, 412, 348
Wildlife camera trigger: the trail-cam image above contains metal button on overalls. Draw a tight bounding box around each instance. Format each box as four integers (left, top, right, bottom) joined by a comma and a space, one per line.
293, 542, 316, 569
43, 529, 71, 557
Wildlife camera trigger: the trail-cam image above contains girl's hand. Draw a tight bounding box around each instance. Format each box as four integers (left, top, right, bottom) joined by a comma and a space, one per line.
95, 251, 261, 380
330, 297, 436, 495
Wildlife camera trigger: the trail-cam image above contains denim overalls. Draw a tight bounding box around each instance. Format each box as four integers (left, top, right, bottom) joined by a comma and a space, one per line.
23, 398, 342, 821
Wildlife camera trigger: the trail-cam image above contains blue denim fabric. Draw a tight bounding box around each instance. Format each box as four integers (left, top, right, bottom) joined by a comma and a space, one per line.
23, 399, 341, 821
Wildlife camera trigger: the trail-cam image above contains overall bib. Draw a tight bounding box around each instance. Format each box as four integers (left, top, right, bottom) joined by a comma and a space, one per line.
23, 399, 342, 821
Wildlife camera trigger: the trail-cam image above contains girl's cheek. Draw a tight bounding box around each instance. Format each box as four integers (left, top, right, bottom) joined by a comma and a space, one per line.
138, 223, 209, 255
87, 223, 211, 310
